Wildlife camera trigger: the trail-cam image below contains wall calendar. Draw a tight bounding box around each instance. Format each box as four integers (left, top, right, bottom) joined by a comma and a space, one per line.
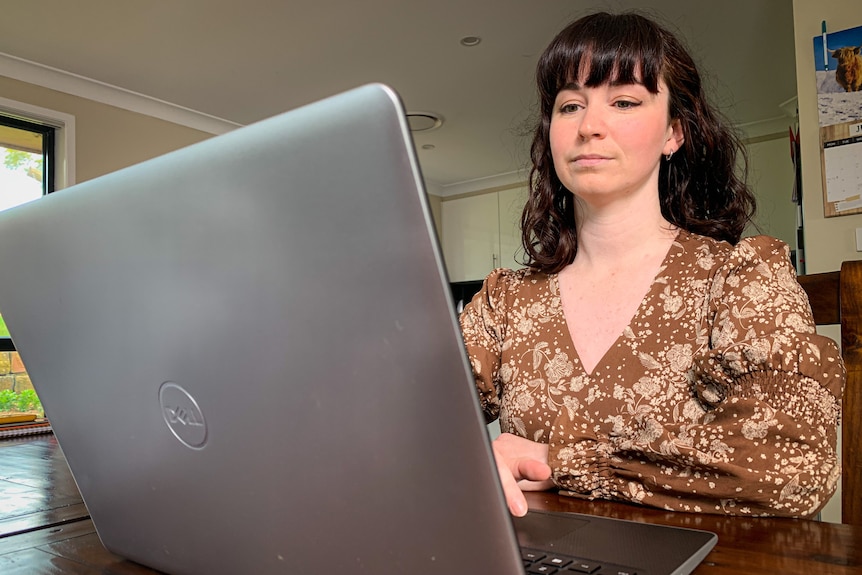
813, 22, 862, 217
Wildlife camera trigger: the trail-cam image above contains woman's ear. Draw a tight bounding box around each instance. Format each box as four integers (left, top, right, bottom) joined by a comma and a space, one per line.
665, 118, 685, 155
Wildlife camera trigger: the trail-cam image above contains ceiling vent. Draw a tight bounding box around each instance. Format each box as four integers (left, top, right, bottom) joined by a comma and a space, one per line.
406, 112, 444, 132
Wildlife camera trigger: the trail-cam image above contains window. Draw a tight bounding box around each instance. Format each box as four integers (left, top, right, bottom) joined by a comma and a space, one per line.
0, 113, 57, 419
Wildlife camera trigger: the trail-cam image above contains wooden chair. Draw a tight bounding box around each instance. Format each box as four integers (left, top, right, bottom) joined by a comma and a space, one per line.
797, 260, 862, 525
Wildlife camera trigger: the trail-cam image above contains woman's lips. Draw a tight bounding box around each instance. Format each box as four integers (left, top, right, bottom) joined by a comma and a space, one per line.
572, 154, 609, 167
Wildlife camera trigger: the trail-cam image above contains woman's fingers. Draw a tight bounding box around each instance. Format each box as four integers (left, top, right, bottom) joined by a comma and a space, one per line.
492, 433, 554, 516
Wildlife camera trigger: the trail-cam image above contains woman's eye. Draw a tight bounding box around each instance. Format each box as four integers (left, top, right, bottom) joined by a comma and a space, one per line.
614, 100, 640, 110
559, 103, 581, 114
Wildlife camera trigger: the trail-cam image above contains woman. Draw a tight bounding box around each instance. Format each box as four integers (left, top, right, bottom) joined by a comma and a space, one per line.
460, 12, 844, 519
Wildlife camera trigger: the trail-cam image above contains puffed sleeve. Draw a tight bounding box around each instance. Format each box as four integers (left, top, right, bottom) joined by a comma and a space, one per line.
549, 237, 844, 518
459, 269, 511, 423
688, 236, 843, 515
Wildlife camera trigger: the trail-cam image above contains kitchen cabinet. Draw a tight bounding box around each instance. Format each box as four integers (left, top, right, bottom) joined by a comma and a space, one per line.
441, 187, 528, 282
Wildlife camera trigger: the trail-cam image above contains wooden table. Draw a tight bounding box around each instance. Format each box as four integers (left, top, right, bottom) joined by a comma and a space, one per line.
0, 491, 859, 574
0, 436, 859, 574
525, 492, 862, 575
0, 436, 88, 539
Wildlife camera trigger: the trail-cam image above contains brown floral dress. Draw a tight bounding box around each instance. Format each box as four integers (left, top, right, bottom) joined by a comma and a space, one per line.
460, 231, 844, 518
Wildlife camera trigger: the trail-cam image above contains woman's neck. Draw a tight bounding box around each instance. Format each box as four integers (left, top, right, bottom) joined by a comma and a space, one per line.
573, 195, 677, 268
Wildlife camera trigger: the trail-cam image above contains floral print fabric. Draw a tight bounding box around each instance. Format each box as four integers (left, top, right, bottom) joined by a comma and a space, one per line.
460, 231, 844, 517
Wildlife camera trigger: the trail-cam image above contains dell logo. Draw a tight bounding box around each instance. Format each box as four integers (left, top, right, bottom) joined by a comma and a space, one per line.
159, 382, 208, 449
164, 406, 204, 427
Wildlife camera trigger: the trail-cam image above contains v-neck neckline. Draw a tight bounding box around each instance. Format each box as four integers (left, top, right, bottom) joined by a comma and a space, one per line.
552, 229, 688, 377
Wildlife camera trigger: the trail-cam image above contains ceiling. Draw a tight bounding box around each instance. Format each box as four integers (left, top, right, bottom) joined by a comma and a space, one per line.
0, 0, 797, 194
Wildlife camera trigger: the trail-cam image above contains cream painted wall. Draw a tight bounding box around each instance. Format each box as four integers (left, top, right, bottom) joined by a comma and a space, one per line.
793, 0, 862, 274
747, 135, 798, 249
0, 75, 212, 183
425, 182, 444, 243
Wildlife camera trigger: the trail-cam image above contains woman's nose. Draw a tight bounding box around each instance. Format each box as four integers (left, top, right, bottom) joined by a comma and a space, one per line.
577, 106, 607, 140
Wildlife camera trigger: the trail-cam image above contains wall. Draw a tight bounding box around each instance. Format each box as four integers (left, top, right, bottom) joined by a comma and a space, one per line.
793, 0, 862, 274
425, 181, 444, 243
0, 75, 213, 184
746, 134, 798, 249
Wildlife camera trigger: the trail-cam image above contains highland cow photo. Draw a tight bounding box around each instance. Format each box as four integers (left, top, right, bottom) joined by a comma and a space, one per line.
813, 24, 862, 127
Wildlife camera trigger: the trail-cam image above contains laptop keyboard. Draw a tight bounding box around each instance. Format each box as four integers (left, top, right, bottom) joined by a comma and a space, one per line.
521, 548, 638, 575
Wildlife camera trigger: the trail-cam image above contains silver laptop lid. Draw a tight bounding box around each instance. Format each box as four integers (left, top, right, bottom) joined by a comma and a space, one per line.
0, 84, 524, 574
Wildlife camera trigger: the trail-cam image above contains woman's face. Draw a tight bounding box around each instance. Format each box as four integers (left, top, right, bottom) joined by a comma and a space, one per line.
549, 76, 683, 207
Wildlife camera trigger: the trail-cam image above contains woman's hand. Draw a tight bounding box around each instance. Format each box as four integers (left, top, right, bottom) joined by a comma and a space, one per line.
492, 433, 554, 517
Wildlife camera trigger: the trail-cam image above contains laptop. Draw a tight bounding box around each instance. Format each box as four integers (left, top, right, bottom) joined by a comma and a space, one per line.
0, 83, 716, 575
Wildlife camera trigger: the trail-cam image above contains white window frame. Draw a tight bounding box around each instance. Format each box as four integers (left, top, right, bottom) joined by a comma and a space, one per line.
0, 97, 75, 190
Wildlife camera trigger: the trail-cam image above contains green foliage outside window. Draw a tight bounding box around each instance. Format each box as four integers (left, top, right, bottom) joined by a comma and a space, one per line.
0, 389, 42, 415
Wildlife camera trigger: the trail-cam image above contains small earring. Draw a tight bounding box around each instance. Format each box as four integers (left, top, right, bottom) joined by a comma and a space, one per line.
665, 150, 674, 161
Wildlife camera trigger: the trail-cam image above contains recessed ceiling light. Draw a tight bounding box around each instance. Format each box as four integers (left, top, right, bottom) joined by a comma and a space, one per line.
406, 112, 443, 132
460, 36, 482, 47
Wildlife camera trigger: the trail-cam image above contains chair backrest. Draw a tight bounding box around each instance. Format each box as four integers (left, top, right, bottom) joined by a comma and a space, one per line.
797, 260, 862, 525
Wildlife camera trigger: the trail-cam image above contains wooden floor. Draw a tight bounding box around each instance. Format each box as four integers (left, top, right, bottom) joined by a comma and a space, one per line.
0, 434, 89, 538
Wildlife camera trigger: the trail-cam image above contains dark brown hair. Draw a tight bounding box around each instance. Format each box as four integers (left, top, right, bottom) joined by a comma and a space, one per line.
522, 12, 756, 273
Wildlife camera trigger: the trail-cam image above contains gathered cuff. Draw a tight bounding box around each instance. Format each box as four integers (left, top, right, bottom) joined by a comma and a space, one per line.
548, 430, 619, 500
691, 334, 843, 426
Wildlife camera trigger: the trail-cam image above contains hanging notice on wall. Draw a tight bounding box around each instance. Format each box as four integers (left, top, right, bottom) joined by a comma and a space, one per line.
813, 23, 862, 217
